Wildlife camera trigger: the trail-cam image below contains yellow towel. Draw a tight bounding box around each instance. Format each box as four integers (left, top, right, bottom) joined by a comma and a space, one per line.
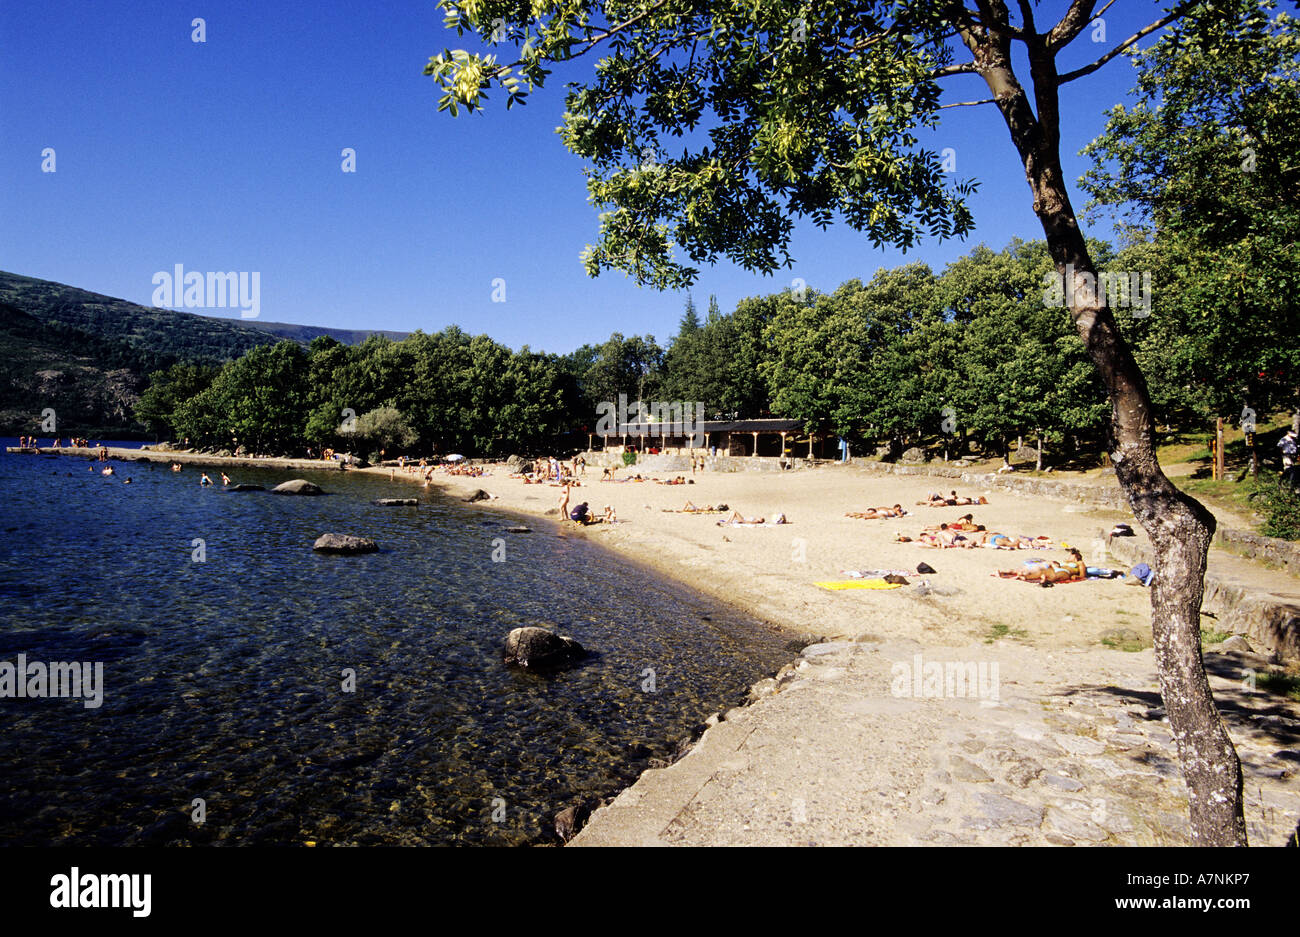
815, 579, 902, 591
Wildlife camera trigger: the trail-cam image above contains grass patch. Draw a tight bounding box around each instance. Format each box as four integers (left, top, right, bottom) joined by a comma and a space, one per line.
1101, 635, 1146, 652
984, 623, 1028, 644
1255, 671, 1300, 702
1200, 627, 1232, 645
1174, 475, 1300, 541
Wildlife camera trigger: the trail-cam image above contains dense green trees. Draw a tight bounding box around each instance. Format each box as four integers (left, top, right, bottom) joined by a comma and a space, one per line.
139, 236, 1280, 462
1082, 0, 1300, 434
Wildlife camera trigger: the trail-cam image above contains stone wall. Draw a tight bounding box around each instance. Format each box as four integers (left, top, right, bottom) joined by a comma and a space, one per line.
1215, 529, 1300, 578
850, 460, 1133, 511
1104, 532, 1299, 662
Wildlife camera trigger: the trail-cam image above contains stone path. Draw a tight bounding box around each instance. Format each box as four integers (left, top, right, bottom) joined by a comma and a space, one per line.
574, 638, 1300, 846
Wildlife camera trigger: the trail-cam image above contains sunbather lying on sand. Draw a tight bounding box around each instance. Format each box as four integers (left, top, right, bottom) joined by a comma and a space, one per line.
994, 549, 1085, 582
846, 504, 908, 519
716, 511, 788, 526
664, 501, 729, 513
917, 525, 979, 548
916, 490, 989, 507
924, 514, 982, 532
981, 532, 1053, 549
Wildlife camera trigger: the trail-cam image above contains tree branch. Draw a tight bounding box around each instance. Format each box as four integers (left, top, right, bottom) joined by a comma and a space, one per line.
1058, 6, 1194, 84
1045, 0, 1099, 51
938, 97, 997, 109
931, 62, 980, 78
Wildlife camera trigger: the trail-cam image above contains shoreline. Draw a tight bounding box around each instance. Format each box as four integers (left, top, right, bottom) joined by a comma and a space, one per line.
15, 447, 1300, 845
368, 459, 1299, 846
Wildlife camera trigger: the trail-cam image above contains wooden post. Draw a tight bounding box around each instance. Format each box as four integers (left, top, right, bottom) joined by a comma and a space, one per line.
751, 431, 758, 457
1215, 418, 1225, 481
808, 434, 814, 459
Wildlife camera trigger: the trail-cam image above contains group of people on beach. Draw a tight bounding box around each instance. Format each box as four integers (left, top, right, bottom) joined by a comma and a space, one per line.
18, 436, 91, 449
511, 455, 584, 487
891, 512, 1052, 551
917, 490, 989, 507
558, 483, 615, 525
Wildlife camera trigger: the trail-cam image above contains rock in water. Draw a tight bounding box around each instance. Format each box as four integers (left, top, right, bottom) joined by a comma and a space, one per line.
372, 498, 417, 506
464, 489, 490, 503
227, 484, 265, 492
503, 626, 586, 671
554, 803, 591, 843
312, 533, 378, 554
272, 479, 324, 496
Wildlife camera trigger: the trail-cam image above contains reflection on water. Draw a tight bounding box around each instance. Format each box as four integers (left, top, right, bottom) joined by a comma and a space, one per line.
0, 445, 792, 845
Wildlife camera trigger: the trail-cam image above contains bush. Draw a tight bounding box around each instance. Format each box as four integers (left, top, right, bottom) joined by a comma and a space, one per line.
1255, 479, 1300, 540
622, 450, 637, 466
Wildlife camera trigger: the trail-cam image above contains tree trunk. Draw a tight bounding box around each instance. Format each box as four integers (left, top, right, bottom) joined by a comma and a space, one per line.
972, 34, 1247, 845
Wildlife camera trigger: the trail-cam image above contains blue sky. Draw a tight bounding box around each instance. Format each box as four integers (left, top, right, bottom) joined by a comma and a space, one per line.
1, 1, 1162, 354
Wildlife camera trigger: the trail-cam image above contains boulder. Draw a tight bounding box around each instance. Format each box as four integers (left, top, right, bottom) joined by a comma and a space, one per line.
464, 489, 490, 503
372, 498, 417, 506
900, 447, 926, 463
272, 479, 325, 496
312, 533, 378, 554
505, 526, 531, 533
227, 484, 265, 492
505, 454, 526, 469
503, 626, 586, 671
553, 803, 592, 843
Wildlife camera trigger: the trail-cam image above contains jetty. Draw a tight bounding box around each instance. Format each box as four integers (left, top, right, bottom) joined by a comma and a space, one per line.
5, 445, 347, 471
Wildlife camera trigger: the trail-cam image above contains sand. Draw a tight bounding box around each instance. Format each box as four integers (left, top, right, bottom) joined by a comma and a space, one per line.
367, 459, 1300, 846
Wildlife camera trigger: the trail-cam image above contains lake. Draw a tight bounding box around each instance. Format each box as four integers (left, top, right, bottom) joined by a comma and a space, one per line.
0, 442, 793, 845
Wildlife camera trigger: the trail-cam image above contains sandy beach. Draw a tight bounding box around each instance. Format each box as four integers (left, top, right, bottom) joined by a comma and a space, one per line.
18, 445, 1300, 844
369, 458, 1300, 846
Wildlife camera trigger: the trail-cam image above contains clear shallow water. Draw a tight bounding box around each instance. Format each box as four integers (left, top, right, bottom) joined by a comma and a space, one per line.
0, 442, 793, 845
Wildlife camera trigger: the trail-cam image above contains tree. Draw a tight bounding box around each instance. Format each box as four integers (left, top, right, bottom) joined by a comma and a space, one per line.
134, 362, 219, 436
1081, 0, 1300, 438
427, 0, 1252, 844
174, 341, 308, 452
355, 405, 419, 453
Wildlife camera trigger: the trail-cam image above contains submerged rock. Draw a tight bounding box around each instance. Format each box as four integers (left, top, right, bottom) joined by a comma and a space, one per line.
372, 498, 417, 506
272, 479, 324, 496
227, 484, 265, 492
503, 626, 586, 671
554, 802, 592, 843
312, 533, 378, 554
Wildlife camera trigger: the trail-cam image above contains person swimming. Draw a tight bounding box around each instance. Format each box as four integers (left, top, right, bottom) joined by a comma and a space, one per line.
199, 473, 213, 486
221, 472, 231, 486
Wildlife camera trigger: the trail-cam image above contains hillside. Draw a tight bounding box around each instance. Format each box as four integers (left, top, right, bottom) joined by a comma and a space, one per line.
223, 318, 409, 345
0, 271, 407, 435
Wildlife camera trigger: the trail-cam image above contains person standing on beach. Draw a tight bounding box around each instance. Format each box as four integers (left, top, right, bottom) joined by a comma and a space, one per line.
559, 483, 571, 520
